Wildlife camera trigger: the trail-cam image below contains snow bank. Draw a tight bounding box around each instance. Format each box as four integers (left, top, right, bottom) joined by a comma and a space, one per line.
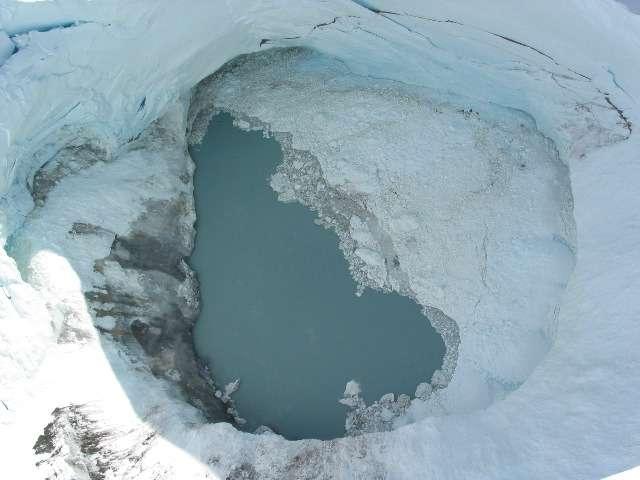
1, 0, 639, 478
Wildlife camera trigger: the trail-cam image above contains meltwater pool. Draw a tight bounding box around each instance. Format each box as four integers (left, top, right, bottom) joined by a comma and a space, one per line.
190, 114, 445, 440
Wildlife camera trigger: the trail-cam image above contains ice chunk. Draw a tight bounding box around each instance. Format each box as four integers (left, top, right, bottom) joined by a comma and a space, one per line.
343, 380, 361, 397
415, 382, 433, 399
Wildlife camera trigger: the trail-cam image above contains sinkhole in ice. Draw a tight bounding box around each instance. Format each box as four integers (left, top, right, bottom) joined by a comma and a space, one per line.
185, 47, 576, 437
190, 113, 447, 440
3, 41, 577, 450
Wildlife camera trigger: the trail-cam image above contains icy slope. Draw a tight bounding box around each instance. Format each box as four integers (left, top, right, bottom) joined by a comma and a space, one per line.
1, 0, 639, 478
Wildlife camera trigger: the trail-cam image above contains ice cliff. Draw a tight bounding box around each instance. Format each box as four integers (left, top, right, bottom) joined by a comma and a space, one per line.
1, 1, 639, 479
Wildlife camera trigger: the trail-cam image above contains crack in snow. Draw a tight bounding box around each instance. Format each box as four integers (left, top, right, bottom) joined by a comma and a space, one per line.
259, 15, 360, 47
350, 4, 596, 84
604, 95, 633, 135
607, 67, 635, 102
6, 20, 109, 38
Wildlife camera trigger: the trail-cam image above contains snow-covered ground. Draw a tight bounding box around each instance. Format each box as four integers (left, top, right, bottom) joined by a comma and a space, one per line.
1, 0, 639, 478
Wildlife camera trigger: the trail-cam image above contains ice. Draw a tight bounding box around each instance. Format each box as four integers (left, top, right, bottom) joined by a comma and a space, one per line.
0, 0, 639, 478
343, 380, 361, 398
0, 31, 14, 66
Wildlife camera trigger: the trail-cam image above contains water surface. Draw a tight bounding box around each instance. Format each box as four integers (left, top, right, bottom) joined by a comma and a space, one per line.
191, 113, 445, 439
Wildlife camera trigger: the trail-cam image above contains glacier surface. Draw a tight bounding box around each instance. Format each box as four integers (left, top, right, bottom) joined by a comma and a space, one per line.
1, 0, 639, 478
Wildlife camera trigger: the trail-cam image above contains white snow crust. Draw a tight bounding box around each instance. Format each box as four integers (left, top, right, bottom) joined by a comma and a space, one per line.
1, 0, 639, 478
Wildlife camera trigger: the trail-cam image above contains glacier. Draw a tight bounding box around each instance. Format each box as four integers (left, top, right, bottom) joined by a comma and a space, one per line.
0, 0, 639, 478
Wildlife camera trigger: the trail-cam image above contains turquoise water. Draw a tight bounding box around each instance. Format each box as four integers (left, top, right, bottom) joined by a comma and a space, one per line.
190, 113, 445, 440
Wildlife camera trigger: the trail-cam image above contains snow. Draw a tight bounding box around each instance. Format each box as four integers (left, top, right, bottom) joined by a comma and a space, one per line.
0, 0, 639, 478
0, 31, 14, 66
